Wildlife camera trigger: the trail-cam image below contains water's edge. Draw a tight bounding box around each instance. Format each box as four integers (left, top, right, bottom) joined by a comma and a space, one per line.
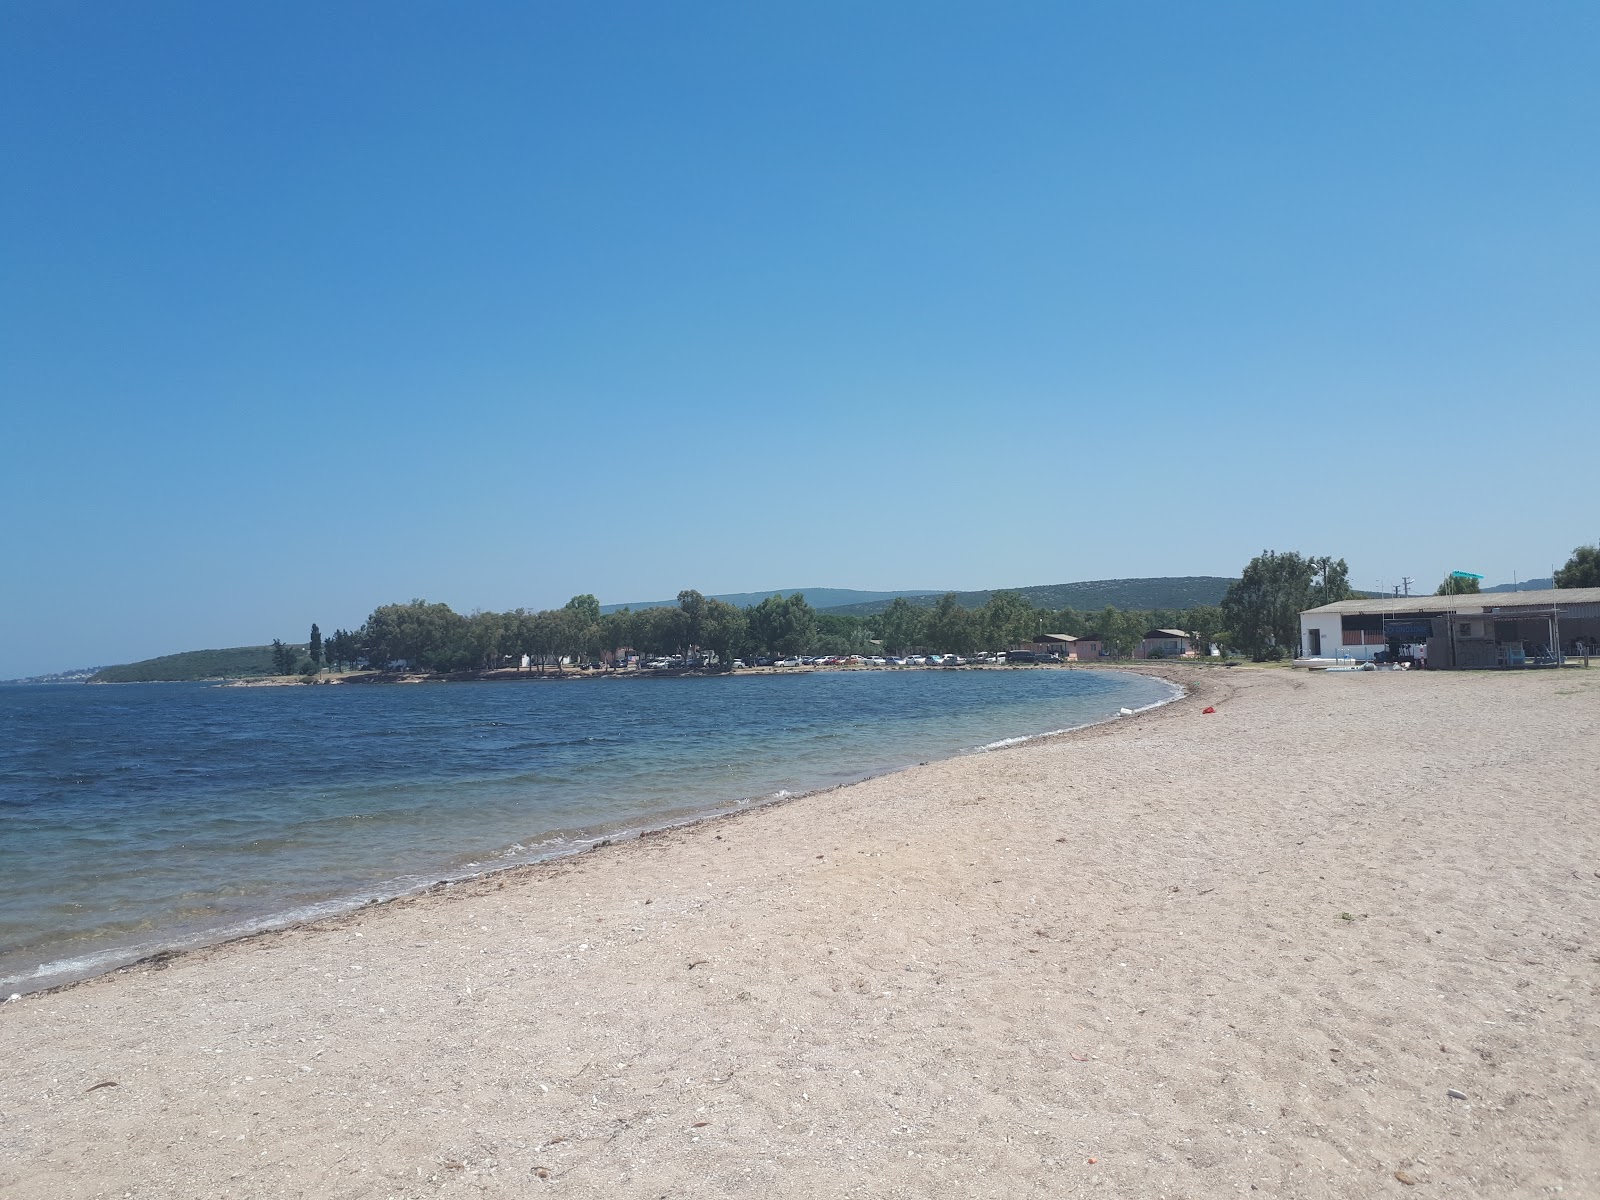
5, 671, 1187, 998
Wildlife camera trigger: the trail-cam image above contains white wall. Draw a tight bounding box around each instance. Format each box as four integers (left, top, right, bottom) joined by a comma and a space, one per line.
1298, 611, 1376, 660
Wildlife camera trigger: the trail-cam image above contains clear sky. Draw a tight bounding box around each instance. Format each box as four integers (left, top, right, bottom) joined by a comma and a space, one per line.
3, 3, 1597, 677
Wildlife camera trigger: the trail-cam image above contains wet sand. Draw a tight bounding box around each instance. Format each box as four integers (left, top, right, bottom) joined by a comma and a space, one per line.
3, 664, 1597, 1198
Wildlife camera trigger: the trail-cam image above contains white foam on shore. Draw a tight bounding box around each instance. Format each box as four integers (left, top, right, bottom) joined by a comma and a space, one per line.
965, 676, 1185, 754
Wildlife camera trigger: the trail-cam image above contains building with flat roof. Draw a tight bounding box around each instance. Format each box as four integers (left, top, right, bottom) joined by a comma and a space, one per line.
1298, 588, 1600, 668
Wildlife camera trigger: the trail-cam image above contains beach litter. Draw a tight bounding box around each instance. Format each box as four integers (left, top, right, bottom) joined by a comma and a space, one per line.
1202, 706, 1216, 714
85, 1081, 118, 1093
1446, 1088, 1468, 1100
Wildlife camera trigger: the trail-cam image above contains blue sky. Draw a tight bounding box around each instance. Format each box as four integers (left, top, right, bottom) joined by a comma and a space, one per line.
3, 3, 1597, 676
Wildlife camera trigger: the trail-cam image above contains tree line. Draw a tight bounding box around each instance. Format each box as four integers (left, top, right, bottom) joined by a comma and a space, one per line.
276, 543, 1600, 675
288, 590, 1235, 675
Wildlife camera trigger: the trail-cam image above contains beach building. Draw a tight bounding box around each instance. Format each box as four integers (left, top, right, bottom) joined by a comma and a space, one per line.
1298, 588, 1600, 668
1030, 633, 1083, 659
1134, 629, 1196, 659
1070, 635, 1104, 660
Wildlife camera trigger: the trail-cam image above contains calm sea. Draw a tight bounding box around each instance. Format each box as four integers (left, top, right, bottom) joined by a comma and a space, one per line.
0, 668, 1176, 993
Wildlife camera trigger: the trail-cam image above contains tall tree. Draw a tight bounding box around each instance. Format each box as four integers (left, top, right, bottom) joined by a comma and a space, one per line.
677, 590, 708, 650
563, 594, 602, 625
270, 638, 295, 675
357, 599, 467, 670
925, 593, 976, 654
698, 598, 748, 669
745, 593, 816, 657
1308, 556, 1355, 608
1554, 545, 1600, 589
979, 590, 1038, 649
325, 628, 355, 669
308, 623, 323, 667
877, 597, 926, 655
1221, 550, 1327, 659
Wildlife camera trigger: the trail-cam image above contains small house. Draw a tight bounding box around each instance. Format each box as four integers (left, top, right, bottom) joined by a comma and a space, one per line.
1030, 633, 1083, 660
1134, 629, 1195, 659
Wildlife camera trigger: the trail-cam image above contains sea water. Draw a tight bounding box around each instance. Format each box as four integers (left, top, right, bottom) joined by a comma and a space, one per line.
0, 668, 1177, 992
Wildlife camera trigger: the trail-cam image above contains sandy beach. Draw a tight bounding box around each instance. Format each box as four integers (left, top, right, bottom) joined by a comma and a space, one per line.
3, 665, 1597, 1198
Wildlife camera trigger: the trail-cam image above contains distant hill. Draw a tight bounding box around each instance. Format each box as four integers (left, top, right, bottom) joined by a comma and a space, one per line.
1483, 577, 1553, 593
91, 645, 304, 683
600, 587, 944, 614
821, 576, 1238, 615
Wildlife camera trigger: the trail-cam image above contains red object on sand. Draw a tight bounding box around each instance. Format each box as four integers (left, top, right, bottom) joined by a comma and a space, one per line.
1202, 706, 1216, 714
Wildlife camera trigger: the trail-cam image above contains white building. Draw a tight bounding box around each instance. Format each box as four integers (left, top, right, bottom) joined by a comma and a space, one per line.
1299, 588, 1600, 668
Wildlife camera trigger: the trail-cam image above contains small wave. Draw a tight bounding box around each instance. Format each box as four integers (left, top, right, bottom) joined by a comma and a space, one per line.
0, 893, 378, 993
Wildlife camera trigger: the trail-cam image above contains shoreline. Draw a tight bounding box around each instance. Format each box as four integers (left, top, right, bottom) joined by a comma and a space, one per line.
4, 666, 1191, 1000
11, 664, 1590, 1197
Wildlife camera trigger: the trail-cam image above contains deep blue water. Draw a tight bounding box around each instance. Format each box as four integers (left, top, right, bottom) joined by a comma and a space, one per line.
0, 668, 1176, 992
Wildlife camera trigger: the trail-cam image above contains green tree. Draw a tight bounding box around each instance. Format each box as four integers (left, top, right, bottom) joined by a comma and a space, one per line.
1222, 550, 1341, 659
1554, 545, 1600, 589
459, 611, 504, 670
270, 638, 295, 675
357, 600, 467, 670
1437, 574, 1481, 596
877, 597, 926, 655
560, 594, 604, 665
1091, 607, 1145, 658
745, 593, 816, 657
925, 593, 977, 654
698, 598, 748, 669
677, 590, 708, 651
308, 623, 322, 667
598, 609, 635, 666
632, 605, 690, 658
324, 628, 357, 669
563, 594, 602, 625
979, 590, 1038, 649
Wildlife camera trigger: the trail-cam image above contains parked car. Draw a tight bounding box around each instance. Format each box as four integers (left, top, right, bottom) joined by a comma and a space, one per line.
1005, 650, 1040, 663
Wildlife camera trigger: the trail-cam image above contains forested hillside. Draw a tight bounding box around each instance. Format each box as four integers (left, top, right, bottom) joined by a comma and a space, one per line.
91, 645, 302, 683
822, 577, 1236, 615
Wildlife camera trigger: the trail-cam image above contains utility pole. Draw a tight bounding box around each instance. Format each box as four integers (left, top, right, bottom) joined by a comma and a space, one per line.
1401, 577, 1413, 597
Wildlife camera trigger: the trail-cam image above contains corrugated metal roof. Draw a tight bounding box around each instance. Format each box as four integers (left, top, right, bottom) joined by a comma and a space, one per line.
1302, 587, 1600, 615
1034, 633, 1079, 643
1148, 628, 1191, 638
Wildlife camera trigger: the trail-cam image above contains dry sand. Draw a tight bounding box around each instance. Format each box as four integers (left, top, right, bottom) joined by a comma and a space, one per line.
3, 665, 1598, 1199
